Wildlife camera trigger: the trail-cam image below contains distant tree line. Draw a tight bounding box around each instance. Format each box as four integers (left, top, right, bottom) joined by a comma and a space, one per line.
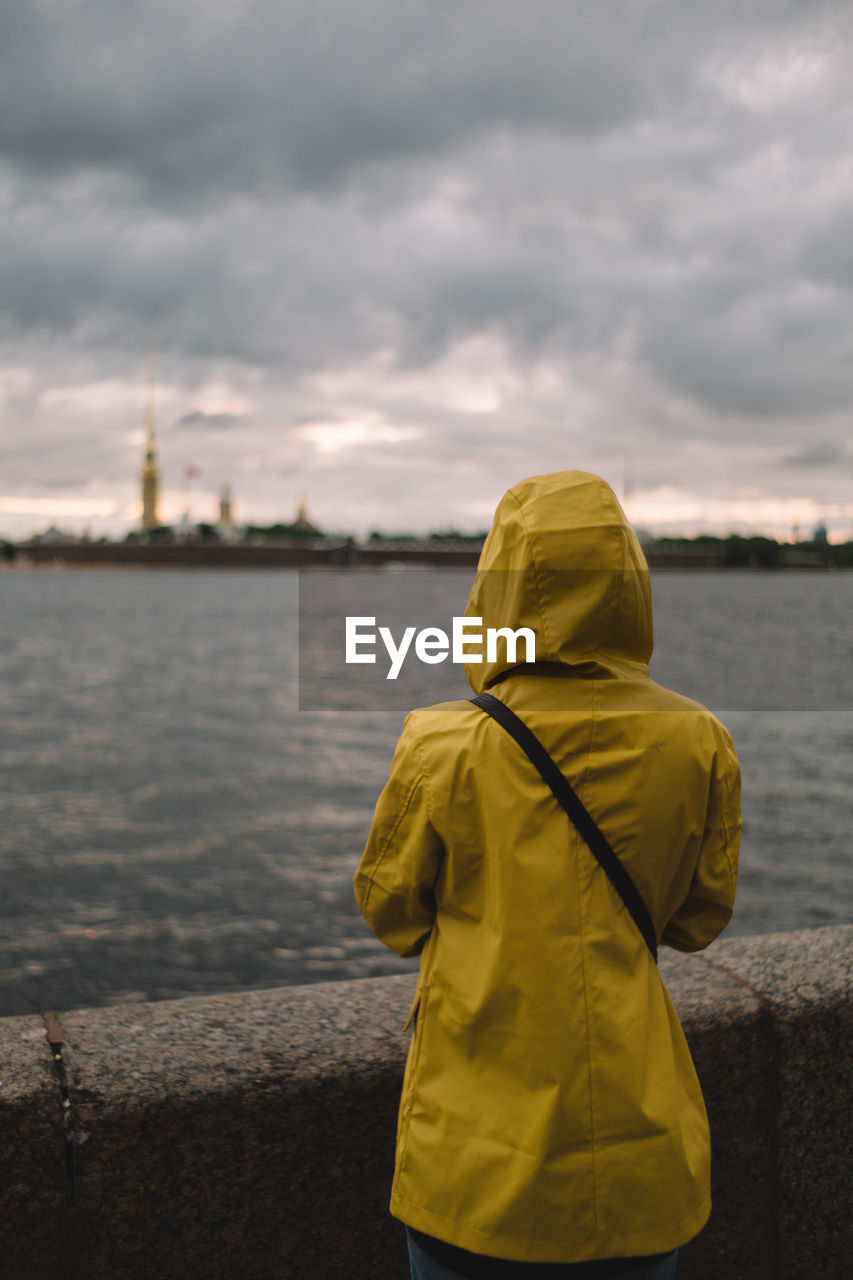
243, 522, 318, 541
646, 534, 853, 568
92, 526, 853, 567
368, 529, 488, 544
125, 520, 320, 544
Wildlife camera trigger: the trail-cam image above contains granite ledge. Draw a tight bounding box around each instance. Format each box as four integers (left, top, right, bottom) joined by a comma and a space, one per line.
0, 925, 848, 1280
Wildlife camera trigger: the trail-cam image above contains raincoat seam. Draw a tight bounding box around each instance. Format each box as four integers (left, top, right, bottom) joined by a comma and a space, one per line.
575, 685, 600, 1233
359, 772, 425, 913
397, 985, 430, 1174
411, 725, 436, 825
601, 524, 624, 660
717, 749, 738, 890
510, 487, 552, 659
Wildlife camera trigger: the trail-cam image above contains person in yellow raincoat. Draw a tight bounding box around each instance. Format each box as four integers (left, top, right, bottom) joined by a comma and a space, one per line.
355, 470, 741, 1279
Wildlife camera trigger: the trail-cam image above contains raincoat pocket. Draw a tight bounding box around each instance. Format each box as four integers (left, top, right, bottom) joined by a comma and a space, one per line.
403, 987, 422, 1031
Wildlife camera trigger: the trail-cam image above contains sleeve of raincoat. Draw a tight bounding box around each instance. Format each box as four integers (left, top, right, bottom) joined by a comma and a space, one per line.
354, 712, 444, 958
661, 726, 742, 952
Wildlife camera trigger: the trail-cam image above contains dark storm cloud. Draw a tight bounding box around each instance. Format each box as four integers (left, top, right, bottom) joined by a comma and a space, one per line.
0, 1, 657, 199
779, 441, 849, 468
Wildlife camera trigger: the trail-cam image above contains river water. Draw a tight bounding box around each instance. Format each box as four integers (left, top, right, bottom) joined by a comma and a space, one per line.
1, 567, 851, 1015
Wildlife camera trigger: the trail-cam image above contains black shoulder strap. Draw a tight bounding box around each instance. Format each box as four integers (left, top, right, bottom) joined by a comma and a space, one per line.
471, 692, 658, 961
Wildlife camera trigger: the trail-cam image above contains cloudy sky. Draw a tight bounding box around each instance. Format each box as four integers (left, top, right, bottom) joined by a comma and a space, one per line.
3, 0, 853, 541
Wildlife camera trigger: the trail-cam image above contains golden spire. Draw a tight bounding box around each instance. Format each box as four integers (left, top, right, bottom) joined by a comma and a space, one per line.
141, 350, 161, 530
219, 482, 234, 528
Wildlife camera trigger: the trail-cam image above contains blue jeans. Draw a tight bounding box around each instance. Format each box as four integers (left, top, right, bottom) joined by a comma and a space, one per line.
406, 1228, 678, 1280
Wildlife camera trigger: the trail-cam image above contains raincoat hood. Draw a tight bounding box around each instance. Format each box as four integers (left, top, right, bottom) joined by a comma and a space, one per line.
465, 470, 653, 694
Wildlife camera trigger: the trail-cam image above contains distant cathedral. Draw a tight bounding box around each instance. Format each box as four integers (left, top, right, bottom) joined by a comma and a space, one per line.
137, 357, 246, 536
141, 358, 161, 530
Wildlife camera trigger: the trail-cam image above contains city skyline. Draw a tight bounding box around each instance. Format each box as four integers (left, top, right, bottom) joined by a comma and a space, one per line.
3, 2, 853, 543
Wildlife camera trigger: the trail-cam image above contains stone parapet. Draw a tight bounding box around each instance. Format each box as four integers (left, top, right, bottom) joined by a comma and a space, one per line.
0, 925, 849, 1279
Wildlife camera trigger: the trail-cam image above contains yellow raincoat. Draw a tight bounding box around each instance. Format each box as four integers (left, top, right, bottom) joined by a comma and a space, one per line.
355, 471, 741, 1263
